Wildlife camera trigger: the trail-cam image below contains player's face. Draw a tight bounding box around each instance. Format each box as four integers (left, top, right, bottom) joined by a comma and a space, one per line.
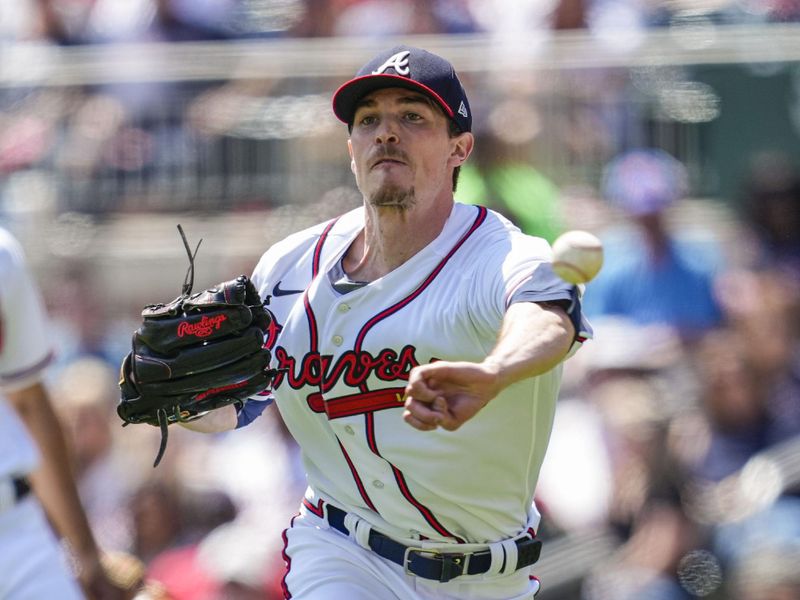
348, 88, 470, 210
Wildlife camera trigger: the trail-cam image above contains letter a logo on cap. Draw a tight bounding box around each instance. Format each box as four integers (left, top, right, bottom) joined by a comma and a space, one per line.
458, 101, 468, 118
372, 50, 411, 76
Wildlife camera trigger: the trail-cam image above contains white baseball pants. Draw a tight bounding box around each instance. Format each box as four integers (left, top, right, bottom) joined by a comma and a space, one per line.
281, 511, 540, 600
0, 496, 85, 599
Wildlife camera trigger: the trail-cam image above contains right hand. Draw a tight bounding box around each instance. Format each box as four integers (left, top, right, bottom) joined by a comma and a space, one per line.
402, 360, 502, 432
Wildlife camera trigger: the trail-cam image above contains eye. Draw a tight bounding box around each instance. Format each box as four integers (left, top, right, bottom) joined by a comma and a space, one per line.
404, 112, 423, 122
356, 114, 377, 127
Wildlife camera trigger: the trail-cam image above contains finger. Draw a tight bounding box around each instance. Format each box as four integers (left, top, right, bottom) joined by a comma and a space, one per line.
436, 415, 463, 432
405, 369, 439, 402
403, 410, 438, 431
404, 395, 443, 421
410, 362, 475, 396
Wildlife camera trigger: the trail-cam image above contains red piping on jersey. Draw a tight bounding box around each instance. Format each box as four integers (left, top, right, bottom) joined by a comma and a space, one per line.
302, 293, 319, 355
302, 497, 325, 517
312, 217, 339, 278
353, 206, 488, 543
366, 412, 379, 455
338, 438, 378, 512
354, 206, 488, 351
305, 218, 337, 353
392, 463, 466, 542
280, 513, 299, 599
305, 216, 378, 513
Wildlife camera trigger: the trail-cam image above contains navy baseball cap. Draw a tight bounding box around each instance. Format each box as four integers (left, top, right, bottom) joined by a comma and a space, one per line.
332, 45, 472, 133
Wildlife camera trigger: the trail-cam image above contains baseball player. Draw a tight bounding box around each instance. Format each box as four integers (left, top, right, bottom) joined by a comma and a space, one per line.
0, 227, 124, 599
183, 46, 592, 599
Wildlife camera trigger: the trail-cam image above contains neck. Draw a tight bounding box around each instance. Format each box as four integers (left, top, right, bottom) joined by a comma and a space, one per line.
343, 196, 453, 281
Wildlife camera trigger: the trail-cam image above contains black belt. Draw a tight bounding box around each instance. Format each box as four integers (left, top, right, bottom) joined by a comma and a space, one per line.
325, 503, 541, 583
13, 477, 31, 502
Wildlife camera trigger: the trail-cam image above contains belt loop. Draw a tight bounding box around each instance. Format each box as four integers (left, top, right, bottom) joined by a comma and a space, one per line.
343, 512, 372, 550
500, 538, 519, 575
343, 513, 358, 539
353, 519, 372, 550
484, 541, 505, 576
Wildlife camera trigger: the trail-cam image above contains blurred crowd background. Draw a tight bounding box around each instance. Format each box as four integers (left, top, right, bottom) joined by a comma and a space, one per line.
2, 1, 800, 599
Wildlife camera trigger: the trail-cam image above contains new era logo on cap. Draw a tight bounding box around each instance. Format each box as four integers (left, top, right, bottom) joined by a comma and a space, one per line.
332, 45, 472, 133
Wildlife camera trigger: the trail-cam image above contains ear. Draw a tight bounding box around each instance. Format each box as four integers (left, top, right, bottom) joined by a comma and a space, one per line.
348, 139, 356, 174
449, 132, 474, 168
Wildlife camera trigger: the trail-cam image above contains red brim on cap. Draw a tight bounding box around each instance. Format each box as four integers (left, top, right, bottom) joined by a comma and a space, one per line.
332, 74, 455, 126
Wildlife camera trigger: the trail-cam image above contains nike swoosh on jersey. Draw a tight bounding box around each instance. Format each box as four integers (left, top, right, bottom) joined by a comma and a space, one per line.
272, 280, 304, 296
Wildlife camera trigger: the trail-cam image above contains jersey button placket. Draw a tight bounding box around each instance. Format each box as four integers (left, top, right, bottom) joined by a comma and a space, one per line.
372, 480, 384, 489
332, 334, 344, 346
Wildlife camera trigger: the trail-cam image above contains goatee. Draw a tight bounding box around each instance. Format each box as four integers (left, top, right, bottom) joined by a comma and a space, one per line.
369, 185, 416, 211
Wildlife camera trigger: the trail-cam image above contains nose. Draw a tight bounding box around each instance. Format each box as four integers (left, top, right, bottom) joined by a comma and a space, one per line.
374, 118, 399, 145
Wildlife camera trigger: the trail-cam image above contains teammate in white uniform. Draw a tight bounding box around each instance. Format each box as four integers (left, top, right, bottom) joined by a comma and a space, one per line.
0, 227, 123, 599
189, 46, 592, 599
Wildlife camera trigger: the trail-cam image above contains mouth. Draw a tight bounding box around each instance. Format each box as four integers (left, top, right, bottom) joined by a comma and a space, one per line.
371, 157, 406, 170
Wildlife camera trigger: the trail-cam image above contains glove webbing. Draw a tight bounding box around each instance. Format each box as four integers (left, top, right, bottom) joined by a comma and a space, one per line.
178, 223, 202, 298
151, 224, 203, 468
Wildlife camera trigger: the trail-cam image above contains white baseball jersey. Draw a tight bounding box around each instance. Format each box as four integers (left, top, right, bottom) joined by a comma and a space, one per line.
0, 227, 84, 600
0, 227, 53, 479
249, 203, 590, 545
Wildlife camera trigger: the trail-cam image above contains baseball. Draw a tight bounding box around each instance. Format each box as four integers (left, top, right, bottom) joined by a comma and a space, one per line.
551, 230, 604, 284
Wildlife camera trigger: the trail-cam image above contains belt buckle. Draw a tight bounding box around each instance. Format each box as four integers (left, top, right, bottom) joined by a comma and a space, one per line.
403, 547, 469, 583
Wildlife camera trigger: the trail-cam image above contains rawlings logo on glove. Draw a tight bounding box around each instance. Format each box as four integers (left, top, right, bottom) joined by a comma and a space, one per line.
176, 314, 228, 338
117, 225, 277, 466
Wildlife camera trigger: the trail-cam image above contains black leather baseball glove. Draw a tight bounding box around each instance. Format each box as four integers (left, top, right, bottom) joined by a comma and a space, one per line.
118, 226, 276, 466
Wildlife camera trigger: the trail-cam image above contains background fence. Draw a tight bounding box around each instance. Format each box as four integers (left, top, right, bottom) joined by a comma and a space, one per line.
1, 17, 799, 600
4, 26, 799, 290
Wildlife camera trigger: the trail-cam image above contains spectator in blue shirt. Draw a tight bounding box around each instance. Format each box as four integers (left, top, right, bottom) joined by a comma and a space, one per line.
583, 148, 723, 341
